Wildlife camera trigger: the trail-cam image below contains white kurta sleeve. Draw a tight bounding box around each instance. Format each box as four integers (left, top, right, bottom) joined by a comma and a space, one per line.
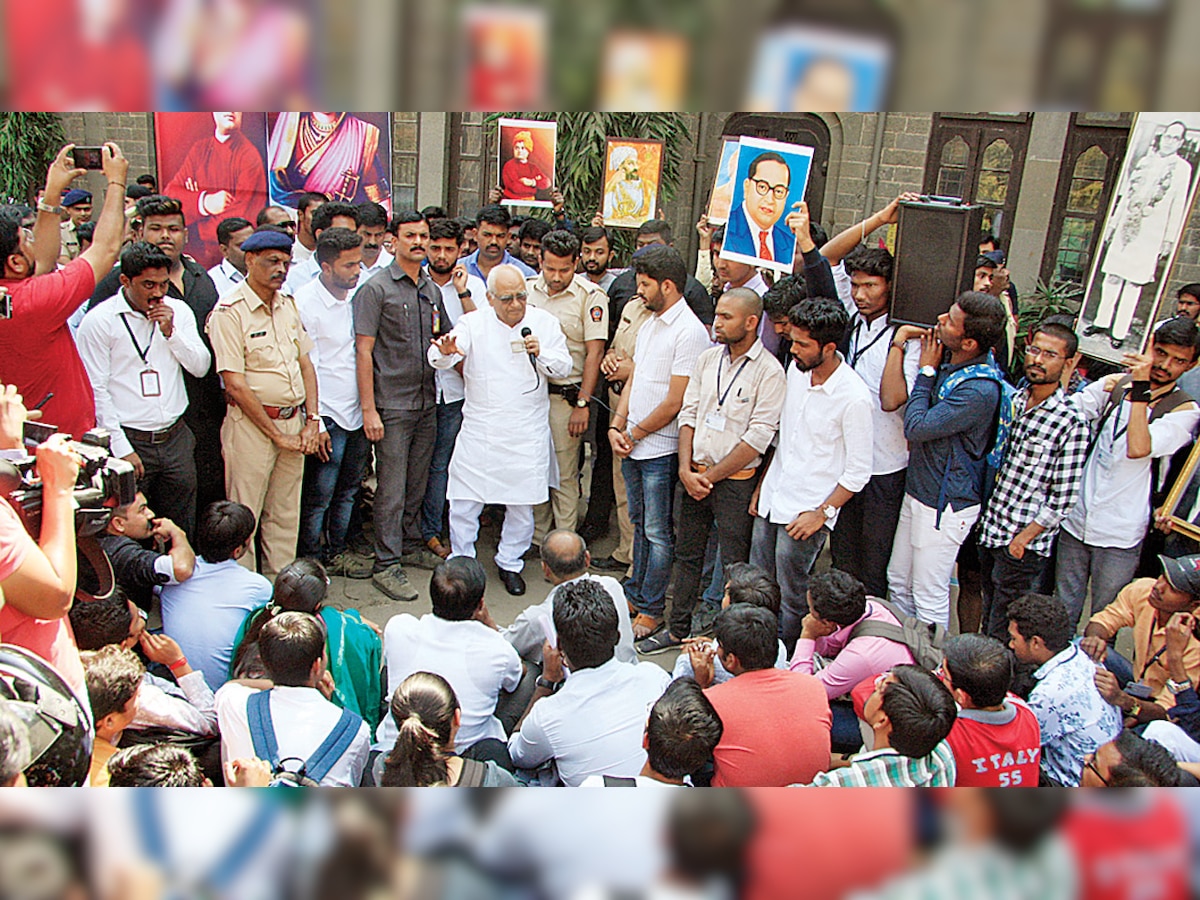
533, 315, 572, 379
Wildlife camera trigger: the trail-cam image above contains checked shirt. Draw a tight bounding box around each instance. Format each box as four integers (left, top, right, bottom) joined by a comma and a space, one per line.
979, 386, 1089, 557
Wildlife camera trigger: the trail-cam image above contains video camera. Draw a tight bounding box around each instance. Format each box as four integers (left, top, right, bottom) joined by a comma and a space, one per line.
0, 421, 137, 540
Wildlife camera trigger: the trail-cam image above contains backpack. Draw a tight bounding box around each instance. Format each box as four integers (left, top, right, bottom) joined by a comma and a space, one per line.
847, 598, 948, 672
1086, 375, 1194, 506
246, 690, 362, 787
933, 352, 1016, 509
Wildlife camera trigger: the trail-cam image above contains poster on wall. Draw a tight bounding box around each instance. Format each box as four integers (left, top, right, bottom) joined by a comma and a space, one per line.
266, 113, 393, 212
1076, 112, 1200, 363
706, 137, 741, 225
497, 117, 557, 208
154, 112, 270, 269
601, 138, 663, 229
718, 135, 814, 275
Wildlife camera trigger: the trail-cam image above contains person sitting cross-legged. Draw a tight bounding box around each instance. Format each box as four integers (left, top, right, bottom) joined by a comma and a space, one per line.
507, 578, 671, 786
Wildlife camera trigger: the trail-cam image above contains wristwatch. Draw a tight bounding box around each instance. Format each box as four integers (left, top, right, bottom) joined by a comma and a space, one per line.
822, 505, 837, 520
1168, 678, 1192, 694
535, 675, 564, 693
575, 397, 588, 408
919, 365, 938, 378
37, 200, 62, 215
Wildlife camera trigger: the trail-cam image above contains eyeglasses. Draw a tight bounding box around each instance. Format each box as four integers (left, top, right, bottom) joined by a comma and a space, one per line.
1025, 346, 1064, 362
494, 291, 527, 304
1083, 752, 1110, 786
751, 178, 789, 201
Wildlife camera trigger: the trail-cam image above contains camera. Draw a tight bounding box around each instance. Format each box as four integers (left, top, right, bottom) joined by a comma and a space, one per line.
0, 423, 137, 540
70, 146, 104, 170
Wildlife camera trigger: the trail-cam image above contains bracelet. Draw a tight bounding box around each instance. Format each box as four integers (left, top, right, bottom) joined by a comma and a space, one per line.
1129, 380, 1152, 403
457, 291, 471, 299
107, 181, 126, 189
607, 426, 623, 434
168, 657, 188, 671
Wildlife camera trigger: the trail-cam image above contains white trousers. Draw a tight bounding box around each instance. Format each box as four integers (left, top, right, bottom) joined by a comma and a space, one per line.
886, 494, 980, 628
448, 499, 534, 574
1142, 720, 1200, 763
1094, 274, 1144, 340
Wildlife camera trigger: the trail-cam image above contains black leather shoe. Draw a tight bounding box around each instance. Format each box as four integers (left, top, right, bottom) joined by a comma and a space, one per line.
498, 568, 526, 595
1110, 336, 1125, 350
590, 555, 629, 573
1083, 325, 1106, 337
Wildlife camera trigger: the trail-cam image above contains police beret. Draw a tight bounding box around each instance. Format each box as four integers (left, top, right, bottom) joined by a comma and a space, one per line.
62, 189, 92, 207
241, 229, 294, 253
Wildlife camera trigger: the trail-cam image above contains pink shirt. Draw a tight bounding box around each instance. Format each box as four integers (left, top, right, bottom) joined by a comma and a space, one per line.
790, 601, 916, 700
0, 498, 86, 697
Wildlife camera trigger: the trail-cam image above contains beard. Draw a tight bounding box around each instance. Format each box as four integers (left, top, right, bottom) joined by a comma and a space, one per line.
429, 258, 456, 275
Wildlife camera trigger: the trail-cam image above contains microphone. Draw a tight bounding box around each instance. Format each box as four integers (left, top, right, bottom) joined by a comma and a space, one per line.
520, 326, 537, 369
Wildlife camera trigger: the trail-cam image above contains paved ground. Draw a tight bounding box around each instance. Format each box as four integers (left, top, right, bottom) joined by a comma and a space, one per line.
321, 518, 686, 675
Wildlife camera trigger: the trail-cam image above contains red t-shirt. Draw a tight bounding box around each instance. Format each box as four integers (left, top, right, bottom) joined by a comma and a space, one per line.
705, 668, 831, 787
1063, 796, 1189, 900
945, 694, 1042, 787
0, 498, 86, 697
0, 258, 97, 438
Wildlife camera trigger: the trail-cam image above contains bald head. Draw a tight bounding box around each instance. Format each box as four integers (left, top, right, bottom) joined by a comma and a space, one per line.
713, 287, 764, 348
541, 529, 589, 582
720, 287, 763, 318
487, 263, 529, 327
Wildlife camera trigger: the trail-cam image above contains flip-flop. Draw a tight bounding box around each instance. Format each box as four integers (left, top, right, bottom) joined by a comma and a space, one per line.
632, 614, 664, 640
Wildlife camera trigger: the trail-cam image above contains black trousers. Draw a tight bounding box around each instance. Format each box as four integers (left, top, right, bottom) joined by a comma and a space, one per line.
980, 543, 1051, 641
828, 468, 907, 598
580, 398, 614, 534
667, 477, 756, 638
126, 421, 198, 539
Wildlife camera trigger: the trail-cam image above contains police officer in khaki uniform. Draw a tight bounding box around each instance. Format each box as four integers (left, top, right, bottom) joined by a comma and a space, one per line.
526, 229, 609, 544
206, 228, 325, 575
58, 188, 92, 263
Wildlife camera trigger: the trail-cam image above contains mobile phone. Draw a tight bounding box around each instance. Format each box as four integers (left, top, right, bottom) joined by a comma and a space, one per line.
71, 146, 104, 170
0, 286, 10, 319
1125, 682, 1155, 700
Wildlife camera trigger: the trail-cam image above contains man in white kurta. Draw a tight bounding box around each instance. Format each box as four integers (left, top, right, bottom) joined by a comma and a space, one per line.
428, 264, 571, 592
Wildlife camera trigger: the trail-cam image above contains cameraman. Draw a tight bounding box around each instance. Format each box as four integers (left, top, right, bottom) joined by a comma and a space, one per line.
0, 384, 85, 696
97, 492, 195, 612
0, 143, 129, 439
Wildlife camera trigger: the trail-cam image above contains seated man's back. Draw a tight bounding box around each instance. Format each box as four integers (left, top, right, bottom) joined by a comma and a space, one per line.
161, 502, 272, 689
215, 611, 369, 787
703, 605, 831, 786
507, 579, 670, 785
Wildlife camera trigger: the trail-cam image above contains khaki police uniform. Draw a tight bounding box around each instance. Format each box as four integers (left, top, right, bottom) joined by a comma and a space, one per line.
527, 272, 609, 542
607, 299, 654, 567
60, 221, 81, 260
207, 279, 314, 576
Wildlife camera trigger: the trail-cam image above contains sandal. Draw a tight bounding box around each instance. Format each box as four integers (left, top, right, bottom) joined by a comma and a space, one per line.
631, 614, 664, 640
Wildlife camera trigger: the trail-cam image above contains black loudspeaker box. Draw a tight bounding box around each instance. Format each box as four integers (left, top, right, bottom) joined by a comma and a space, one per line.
890, 198, 986, 328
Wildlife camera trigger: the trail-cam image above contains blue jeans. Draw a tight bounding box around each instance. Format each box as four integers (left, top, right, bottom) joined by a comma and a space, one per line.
623, 454, 677, 619
299, 419, 370, 559
1054, 530, 1142, 630
421, 399, 464, 541
750, 518, 828, 653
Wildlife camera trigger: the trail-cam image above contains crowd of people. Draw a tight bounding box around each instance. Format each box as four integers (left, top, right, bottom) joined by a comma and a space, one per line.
0, 139, 1199, 789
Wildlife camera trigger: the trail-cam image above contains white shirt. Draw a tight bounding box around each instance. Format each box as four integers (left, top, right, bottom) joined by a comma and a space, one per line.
757, 356, 875, 528
283, 254, 319, 296
741, 199, 775, 261
501, 573, 638, 666
294, 276, 362, 430
843, 311, 921, 475
628, 298, 712, 460
292, 239, 314, 264
214, 683, 370, 787
131, 669, 218, 736
1064, 380, 1199, 549
361, 247, 394, 280
507, 656, 670, 786
379, 613, 522, 751
429, 305, 572, 505
75, 291, 212, 459
207, 259, 245, 300
432, 273, 487, 403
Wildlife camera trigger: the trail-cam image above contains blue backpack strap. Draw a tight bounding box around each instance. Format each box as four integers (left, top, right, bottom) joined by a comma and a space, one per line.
931, 359, 1006, 528
300, 708, 362, 784
246, 690, 281, 770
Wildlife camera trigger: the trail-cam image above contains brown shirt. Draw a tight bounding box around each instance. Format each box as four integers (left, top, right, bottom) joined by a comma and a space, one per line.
207, 280, 313, 407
